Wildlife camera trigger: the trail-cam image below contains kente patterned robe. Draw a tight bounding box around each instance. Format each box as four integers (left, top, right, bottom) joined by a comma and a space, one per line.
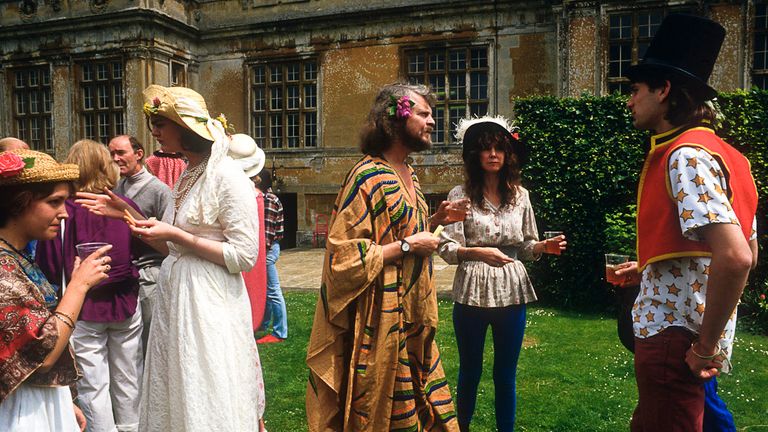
306, 156, 458, 432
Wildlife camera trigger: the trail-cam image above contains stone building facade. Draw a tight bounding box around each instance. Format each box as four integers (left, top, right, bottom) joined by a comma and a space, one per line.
1, 0, 766, 246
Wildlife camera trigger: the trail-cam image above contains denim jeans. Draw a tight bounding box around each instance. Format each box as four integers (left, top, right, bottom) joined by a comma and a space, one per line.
262, 242, 288, 339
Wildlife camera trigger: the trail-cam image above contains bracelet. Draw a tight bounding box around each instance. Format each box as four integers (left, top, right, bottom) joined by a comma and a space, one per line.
53, 313, 75, 330
690, 341, 722, 360
53, 311, 76, 330
55, 310, 75, 325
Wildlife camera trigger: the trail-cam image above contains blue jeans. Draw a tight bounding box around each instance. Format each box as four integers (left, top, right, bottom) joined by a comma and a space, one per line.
453, 302, 526, 432
262, 242, 288, 339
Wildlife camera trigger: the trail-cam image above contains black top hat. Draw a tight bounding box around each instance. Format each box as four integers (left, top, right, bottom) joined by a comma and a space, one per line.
626, 14, 725, 101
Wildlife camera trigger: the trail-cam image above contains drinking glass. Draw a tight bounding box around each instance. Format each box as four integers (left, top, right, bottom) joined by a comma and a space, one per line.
605, 253, 630, 285
75, 242, 111, 260
544, 231, 564, 255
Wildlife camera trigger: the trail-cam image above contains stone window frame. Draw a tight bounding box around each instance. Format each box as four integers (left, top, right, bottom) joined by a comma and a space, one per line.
754, 2, 768, 90
171, 60, 187, 87
9, 65, 54, 154
248, 57, 319, 150
77, 58, 125, 144
603, 5, 695, 95
403, 43, 491, 145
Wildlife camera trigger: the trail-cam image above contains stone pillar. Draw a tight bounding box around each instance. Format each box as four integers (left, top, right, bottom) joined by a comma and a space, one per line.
556, 2, 600, 97
124, 47, 151, 149
0, 64, 8, 137
51, 55, 74, 160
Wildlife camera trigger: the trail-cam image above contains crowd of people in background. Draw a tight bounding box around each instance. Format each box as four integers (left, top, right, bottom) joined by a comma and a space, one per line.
0, 13, 759, 432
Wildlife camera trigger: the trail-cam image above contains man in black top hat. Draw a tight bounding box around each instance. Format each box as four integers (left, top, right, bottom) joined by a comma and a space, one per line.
613, 13, 759, 432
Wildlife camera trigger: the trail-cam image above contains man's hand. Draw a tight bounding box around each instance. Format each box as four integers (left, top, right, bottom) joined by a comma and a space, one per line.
685, 341, 722, 381
404, 231, 440, 257
614, 261, 642, 287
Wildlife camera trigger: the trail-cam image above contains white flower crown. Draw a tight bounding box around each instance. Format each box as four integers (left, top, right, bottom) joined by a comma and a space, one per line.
454, 115, 517, 142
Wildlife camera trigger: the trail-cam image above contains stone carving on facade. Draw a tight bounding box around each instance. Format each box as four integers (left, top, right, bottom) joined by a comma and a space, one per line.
90, 0, 109, 14
19, 0, 38, 19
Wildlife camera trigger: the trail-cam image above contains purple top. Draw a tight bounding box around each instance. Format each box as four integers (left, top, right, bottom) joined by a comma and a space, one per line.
36, 197, 146, 322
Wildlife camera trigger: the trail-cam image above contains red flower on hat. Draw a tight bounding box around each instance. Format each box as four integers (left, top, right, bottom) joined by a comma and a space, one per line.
0, 152, 25, 178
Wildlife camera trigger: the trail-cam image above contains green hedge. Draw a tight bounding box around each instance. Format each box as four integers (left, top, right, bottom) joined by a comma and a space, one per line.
515, 90, 768, 333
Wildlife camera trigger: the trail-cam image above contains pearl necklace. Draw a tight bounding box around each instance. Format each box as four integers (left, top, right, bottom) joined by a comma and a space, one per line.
173, 154, 209, 217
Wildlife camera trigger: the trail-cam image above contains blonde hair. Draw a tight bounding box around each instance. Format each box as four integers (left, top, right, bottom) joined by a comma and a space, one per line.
65, 139, 119, 193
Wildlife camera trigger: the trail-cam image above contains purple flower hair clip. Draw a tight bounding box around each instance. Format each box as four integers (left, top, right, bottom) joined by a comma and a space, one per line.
388, 95, 416, 119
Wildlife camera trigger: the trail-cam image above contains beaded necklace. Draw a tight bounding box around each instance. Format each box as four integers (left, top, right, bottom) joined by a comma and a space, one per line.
173, 154, 210, 221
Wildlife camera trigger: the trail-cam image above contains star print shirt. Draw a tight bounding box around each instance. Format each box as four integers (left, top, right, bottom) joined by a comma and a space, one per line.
632, 146, 757, 372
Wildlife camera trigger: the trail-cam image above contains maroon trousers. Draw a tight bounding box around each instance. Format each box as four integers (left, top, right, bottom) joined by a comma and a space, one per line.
631, 326, 705, 432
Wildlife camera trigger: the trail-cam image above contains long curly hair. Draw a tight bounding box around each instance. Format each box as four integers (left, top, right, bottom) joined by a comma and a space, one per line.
359, 82, 436, 156
463, 130, 522, 210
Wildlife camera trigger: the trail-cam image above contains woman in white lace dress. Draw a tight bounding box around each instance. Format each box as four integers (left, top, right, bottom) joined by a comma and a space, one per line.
438, 116, 566, 432
77, 85, 266, 431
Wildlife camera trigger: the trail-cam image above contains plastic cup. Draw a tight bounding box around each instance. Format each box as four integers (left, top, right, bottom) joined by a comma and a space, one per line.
446, 199, 469, 222
605, 253, 629, 285
75, 242, 110, 260
544, 231, 563, 255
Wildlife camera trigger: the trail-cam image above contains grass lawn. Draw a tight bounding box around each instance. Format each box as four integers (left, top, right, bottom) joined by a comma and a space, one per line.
257, 291, 768, 431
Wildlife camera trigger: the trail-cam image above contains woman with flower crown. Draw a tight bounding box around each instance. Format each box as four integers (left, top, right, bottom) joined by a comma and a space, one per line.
76, 85, 266, 431
0, 149, 111, 431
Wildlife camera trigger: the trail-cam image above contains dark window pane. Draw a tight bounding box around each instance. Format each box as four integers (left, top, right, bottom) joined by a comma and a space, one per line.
449, 73, 466, 100
270, 87, 283, 110
471, 48, 488, 68
254, 88, 266, 111
270, 114, 282, 148
270, 66, 282, 83
254, 66, 266, 84
287, 85, 300, 110
304, 62, 317, 80
304, 112, 317, 147
304, 85, 316, 108
470, 72, 487, 99
83, 64, 93, 81
287, 63, 300, 81
429, 52, 445, 71
470, 103, 487, 117
449, 50, 466, 71
409, 53, 425, 74
432, 107, 444, 144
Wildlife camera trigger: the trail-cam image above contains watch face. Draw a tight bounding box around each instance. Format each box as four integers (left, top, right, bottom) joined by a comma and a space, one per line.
401, 240, 410, 253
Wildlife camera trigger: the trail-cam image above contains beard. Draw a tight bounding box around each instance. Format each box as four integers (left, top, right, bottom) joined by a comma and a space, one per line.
402, 130, 432, 152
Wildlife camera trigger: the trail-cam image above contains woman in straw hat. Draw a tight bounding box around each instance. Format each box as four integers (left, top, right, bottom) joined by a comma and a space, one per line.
438, 116, 566, 431
76, 85, 266, 431
0, 149, 111, 431
36, 139, 145, 432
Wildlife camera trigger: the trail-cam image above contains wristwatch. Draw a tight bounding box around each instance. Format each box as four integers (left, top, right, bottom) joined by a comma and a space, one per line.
400, 239, 411, 254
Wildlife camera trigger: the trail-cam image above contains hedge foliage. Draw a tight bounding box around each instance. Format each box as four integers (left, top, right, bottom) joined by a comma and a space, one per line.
515, 89, 768, 332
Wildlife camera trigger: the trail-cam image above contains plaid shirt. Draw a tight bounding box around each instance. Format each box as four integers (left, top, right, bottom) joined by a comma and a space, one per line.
264, 191, 284, 248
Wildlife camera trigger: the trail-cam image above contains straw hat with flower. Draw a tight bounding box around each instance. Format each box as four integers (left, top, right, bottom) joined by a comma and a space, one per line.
142, 85, 234, 141
142, 84, 240, 225
0, 149, 79, 186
